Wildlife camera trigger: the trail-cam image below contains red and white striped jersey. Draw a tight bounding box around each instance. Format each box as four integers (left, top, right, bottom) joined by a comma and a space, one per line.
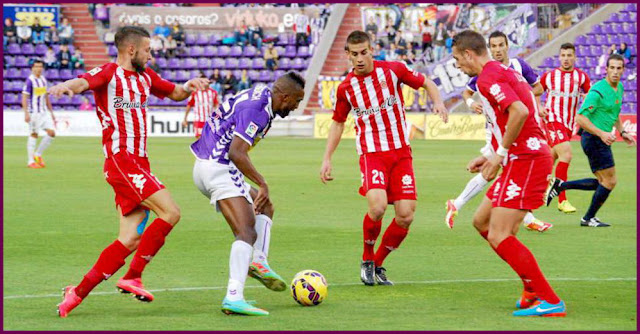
80, 63, 175, 158
540, 68, 591, 130
332, 61, 426, 155
187, 88, 219, 122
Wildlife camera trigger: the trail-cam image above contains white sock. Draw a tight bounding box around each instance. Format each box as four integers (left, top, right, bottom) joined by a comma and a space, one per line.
523, 212, 535, 225
226, 240, 252, 302
453, 174, 489, 210
27, 136, 37, 164
253, 214, 272, 263
35, 135, 53, 157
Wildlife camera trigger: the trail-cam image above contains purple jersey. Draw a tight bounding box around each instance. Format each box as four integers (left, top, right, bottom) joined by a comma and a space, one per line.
467, 58, 539, 92
190, 84, 274, 164
22, 74, 49, 114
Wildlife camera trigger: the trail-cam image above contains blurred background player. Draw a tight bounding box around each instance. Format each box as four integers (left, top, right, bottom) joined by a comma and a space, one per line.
182, 73, 219, 138
546, 54, 636, 227
448, 31, 551, 233
320, 30, 448, 286
539, 43, 591, 214
191, 73, 305, 316
22, 59, 56, 168
452, 30, 565, 317
49, 26, 209, 318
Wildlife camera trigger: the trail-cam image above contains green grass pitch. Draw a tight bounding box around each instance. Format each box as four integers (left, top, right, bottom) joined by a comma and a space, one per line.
3, 136, 636, 330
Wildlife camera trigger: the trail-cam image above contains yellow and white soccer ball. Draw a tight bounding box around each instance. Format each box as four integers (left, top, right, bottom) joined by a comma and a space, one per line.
290, 270, 328, 306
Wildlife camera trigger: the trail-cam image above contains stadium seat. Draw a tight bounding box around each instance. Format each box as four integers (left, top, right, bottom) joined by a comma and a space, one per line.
4, 56, 15, 67
225, 58, 239, 69
176, 70, 190, 82
274, 70, 286, 79
251, 58, 265, 70
590, 24, 603, 35
4, 93, 19, 104
297, 46, 310, 58
585, 35, 597, 45
620, 12, 631, 22
283, 45, 297, 58
20, 68, 31, 78
609, 34, 621, 45
185, 33, 197, 46
230, 46, 243, 57
258, 70, 274, 82
196, 33, 209, 46
574, 35, 587, 46
35, 43, 48, 56
161, 70, 176, 81
204, 45, 217, 57
7, 43, 21, 55
190, 46, 204, 57
45, 69, 60, 80
212, 57, 225, 69
217, 46, 230, 57
184, 58, 198, 69
168, 58, 182, 69
291, 57, 305, 70
238, 57, 252, 69
279, 58, 291, 70
197, 58, 211, 70
21, 44, 35, 56
276, 33, 289, 46
108, 45, 117, 57
243, 46, 257, 57
156, 57, 168, 68
248, 70, 260, 81
60, 69, 74, 80
73, 69, 84, 77
15, 56, 29, 68
71, 95, 83, 106
209, 34, 220, 45
3, 81, 10, 92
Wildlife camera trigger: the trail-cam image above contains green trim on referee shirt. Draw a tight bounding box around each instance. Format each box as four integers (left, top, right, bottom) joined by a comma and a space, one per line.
577, 79, 624, 133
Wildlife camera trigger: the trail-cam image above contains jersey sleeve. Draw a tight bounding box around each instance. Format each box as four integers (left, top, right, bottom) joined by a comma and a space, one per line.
478, 71, 521, 114
578, 88, 602, 117
581, 71, 591, 93
539, 72, 548, 91
388, 61, 426, 90
22, 79, 33, 95
520, 59, 540, 86
331, 84, 351, 123
233, 102, 271, 146
79, 63, 114, 91
466, 77, 478, 92
146, 68, 176, 99
187, 92, 195, 107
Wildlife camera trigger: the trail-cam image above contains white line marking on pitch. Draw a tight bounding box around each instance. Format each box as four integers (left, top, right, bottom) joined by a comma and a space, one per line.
4, 277, 635, 300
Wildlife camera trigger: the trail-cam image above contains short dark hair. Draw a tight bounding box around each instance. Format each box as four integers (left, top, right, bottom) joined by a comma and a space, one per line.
283, 71, 305, 90
560, 43, 575, 52
31, 59, 44, 67
488, 31, 508, 46
115, 26, 150, 51
606, 54, 625, 67
345, 30, 371, 51
452, 30, 487, 56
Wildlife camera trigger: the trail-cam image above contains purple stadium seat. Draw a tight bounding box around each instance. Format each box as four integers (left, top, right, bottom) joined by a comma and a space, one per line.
233, 70, 242, 79
288, 34, 296, 45
56, 95, 71, 106
7, 43, 21, 55
258, 70, 274, 82
45, 69, 60, 80
13, 80, 24, 92
21, 44, 35, 56
35, 44, 48, 56
204, 45, 217, 57
72, 69, 84, 78
168, 58, 181, 70
589, 24, 603, 35
274, 70, 286, 79
279, 58, 291, 70
60, 69, 73, 80
243, 46, 257, 57
217, 46, 230, 57
276, 33, 289, 46
209, 34, 219, 45
291, 57, 305, 70
585, 35, 597, 45
230, 46, 243, 57
608, 13, 620, 23
297, 46, 310, 58
161, 70, 176, 81
304, 58, 310, 68
71, 95, 83, 106
251, 58, 265, 70
574, 35, 587, 46
185, 33, 197, 46
3, 81, 10, 92
188, 70, 200, 78
595, 35, 607, 45
15, 56, 28, 68
630, 12, 637, 22
225, 58, 239, 69
212, 57, 225, 69
283, 45, 297, 58
248, 70, 260, 81
156, 57, 168, 68
197, 58, 211, 70
4, 56, 15, 67
237, 58, 251, 69
542, 57, 554, 67
184, 58, 198, 69
585, 57, 597, 68
190, 46, 204, 57
108, 45, 117, 57
176, 70, 190, 82
20, 68, 31, 78
196, 33, 209, 46
4, 94, 19, 104
623, 23, 637, 34
620, 12, 631, 22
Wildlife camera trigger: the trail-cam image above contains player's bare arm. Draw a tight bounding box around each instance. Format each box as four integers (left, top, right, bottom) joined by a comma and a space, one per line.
167, 78, 210, 101
576, 114, 616, 145
182, 104, 192, 128
228, 136, 270, 212
482, 101, 528, 181
467, 155, 488, 173
22, 94, 30, 123
45, 93, 55, 123
320, 121, 345, 184
49, 78, 90, 98
462, 88, 483, 114
614, 117, 636, 146
423, 77, 449, 122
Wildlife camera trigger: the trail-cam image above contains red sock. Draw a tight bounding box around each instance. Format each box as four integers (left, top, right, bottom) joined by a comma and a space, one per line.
556, 161, 569, 203
362, 213, 382, 261
374, 219, 408, 267
122, 218, 174, 280
495, 236, 560, 303
76, 240, 132, 299
479, 230, 489, 240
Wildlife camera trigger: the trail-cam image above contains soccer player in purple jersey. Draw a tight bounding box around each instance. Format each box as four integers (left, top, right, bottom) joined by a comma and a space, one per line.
190, 72, 305, 316
22, 59, 56, 168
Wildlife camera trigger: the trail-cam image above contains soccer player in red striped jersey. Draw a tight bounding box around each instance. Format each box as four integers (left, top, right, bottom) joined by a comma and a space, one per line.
48, 26, 209, 318
182, 75, 219, 138
320, 31, 448, 286
452, 30, 565, 317
540, 43, 591, 213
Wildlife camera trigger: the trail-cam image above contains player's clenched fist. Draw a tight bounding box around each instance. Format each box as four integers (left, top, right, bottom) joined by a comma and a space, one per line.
49, 83, 74, 98
184, 78, 210, 91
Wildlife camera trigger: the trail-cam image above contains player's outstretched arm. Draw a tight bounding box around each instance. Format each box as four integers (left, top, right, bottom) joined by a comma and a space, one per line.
49, 78, 89, 98
167, 78, 210, 102
228, 136, 270, 212
320, 121, 344, 184
423, 78, 448, 123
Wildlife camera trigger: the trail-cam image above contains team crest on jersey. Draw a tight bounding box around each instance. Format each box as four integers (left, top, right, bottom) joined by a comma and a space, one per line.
88, 67, 102, 76
246, 122, 259, 138
401, 174, 413, 188
490, 84, 506, 102
380, 80, 388, 90
526, 137, 541, 151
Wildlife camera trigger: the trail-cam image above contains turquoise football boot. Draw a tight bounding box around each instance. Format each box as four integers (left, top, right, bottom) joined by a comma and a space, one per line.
221, 298, 269, 316
513, 300, 566, 317
249, 261, 286, 292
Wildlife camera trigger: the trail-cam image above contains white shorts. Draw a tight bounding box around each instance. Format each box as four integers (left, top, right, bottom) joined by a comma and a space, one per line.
29, 112, 54, 134
192, 158, 253, 211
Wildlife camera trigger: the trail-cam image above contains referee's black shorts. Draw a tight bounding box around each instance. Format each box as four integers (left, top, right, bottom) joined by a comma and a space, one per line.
581, 131, 615, 173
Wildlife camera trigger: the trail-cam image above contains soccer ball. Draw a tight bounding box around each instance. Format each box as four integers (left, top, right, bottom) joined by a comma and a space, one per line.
290, 270, 328, 306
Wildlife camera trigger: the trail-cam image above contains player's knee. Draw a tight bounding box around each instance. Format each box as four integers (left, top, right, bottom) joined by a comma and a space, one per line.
602, 176, 617, 189
120, 235, 141, 251
237, 227, 257, 245
162, 204, 181, 225
30, 133, 38, 138
486, 231, 508, 249
262, 202, 275, 218
395, 211, 414, 228
561, 150, 572, 162
368, 206, 386, 222
46, 130, 56, 137
472, 215, 488, 232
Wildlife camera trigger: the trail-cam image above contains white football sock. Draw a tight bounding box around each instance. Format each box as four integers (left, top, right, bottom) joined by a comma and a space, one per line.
523, 212, 535, 225
35, 135, 53, 156
253, 214, 272, 263
453, 174, 489, 210
27, 136, 37, 164
226, 240, 252, 302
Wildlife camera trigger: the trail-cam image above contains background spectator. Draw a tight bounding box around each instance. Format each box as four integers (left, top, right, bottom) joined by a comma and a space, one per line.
153, 22, 171, 40
150, 35, 164, 58
79, 97, 93, 111
236, 69, 252, 91
31, 18, 46, 44
58, 17, 74, 45
248, 24, 263, 50
384, 24, 396, 48
373, 42, 387, 61
171, 22, 185, 44
596, 44, 617, 76
617, 42, 631, 63
388, 43, 399, 61
365, 17, 378, 39
221, 70, 238, 95
4, 18, 17, 47
264, 42, 279, 71
165, 35, 178, 58
445, 30, 456, 55
433, 22, 449, 61
72, 47, 85, 69
17, 21, 32, 44
209, 69, 223, 93
44, 46, 58, 68
56, 44, 73, 69
294, 7, 310, 46
421, 20, 434, 62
